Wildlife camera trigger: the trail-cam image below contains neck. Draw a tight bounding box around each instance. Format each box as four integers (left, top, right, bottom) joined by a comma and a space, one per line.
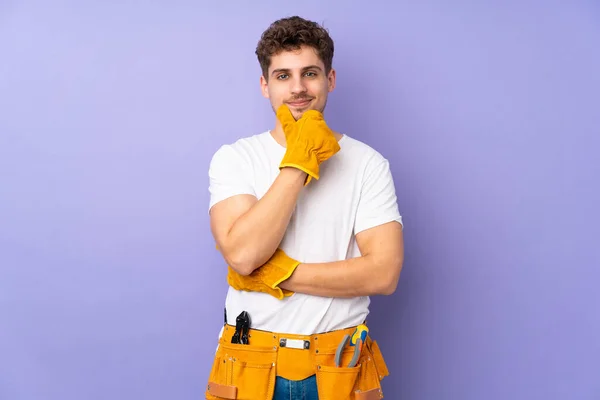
269, 117, 344, 148
270, 119, 287, 147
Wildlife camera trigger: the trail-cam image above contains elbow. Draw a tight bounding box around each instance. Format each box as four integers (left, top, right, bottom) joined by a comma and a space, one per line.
379, 278, 399, 296
376, 258, 403, 296
228, 262, 253, 276
224, 248, 262, 276
227, 257, 256, 276
216, 238, 271, 276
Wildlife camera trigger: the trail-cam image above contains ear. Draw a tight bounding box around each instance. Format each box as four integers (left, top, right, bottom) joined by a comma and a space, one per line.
260, 75, 270, 99
327, 68, 336, 92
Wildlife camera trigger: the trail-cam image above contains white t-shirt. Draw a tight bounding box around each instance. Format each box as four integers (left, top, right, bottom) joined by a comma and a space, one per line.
208, 131, 403, 335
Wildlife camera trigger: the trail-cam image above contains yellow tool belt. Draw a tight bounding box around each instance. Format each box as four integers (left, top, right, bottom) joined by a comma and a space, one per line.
205, 323, 389, 400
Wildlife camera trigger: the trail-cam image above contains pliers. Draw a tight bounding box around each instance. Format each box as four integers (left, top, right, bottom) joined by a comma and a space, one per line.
231, 311, 250, 345
334, 324, 369, 368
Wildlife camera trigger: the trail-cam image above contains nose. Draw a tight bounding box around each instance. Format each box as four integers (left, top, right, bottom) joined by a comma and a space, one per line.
290, 75, 307, 95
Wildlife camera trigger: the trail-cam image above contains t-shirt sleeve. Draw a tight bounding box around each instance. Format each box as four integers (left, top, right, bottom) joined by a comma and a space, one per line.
354, 157, 403, 234
208, 144, 256, 212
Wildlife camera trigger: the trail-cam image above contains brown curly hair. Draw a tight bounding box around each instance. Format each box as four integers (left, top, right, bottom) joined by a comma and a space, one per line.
255, 16, 335, 80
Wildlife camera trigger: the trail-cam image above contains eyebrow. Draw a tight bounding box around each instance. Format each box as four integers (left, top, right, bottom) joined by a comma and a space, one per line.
271, 65, 323, 77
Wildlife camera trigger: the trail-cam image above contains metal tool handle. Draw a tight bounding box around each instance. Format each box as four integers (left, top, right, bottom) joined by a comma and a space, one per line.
334, 334, 350, 367
347, 338, 362, 368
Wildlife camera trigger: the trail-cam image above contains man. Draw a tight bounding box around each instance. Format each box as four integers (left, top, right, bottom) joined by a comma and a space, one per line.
205, 16, 404, 400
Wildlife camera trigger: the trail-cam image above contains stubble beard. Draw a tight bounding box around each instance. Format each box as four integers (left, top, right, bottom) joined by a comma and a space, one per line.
271, 99, 328, 121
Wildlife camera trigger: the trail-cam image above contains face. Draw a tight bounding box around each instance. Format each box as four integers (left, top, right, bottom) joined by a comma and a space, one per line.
260, 45, 336, 121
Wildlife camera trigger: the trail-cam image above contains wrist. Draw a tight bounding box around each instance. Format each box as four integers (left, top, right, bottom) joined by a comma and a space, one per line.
279, 167, 308, 182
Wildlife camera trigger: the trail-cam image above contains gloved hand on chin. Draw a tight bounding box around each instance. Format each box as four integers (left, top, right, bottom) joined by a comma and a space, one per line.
277, 104, 340, 185
227, 248, 300, 300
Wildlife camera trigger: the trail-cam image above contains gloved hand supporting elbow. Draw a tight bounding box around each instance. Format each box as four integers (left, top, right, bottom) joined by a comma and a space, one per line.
227, 248, 300, 299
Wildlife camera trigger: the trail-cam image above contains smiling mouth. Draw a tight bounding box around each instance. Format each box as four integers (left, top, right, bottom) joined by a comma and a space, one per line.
287, 99, 312, 107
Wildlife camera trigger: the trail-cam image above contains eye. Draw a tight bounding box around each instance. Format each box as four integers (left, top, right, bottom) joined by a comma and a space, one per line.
305, 71, 317, 77
277, 74, 288, 80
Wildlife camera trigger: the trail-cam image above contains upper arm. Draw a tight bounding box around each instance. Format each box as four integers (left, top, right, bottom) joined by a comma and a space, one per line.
209, 194, 256, 254
356, 221, 404, 295
354, 156, 404, 292
208, 144, 257, 256
356, 221, 404, 269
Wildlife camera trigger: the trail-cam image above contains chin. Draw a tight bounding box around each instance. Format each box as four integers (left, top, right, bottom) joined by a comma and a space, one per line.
294, 104, 320, 116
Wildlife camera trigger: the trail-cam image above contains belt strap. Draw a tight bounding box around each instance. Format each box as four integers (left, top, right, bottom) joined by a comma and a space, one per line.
220, 324, 362, 352
219, 324, 370, 381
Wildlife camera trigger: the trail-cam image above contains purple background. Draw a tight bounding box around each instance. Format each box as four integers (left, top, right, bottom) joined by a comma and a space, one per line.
1, 1, 599, 399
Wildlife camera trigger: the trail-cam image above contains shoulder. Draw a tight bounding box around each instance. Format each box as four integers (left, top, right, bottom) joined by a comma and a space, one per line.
210, 131, 272, 166
339, 135, 390, 172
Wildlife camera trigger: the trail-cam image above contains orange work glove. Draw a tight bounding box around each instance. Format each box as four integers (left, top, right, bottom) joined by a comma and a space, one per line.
277, 104, 340, 185
227, 248, 300, 300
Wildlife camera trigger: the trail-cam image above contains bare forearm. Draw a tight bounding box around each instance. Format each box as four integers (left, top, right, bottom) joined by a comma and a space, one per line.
279, 255, 401, 298
226, 168, 306, 273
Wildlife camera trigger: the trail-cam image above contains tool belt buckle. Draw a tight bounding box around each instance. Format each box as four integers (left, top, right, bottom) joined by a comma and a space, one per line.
279, 338, 310, 350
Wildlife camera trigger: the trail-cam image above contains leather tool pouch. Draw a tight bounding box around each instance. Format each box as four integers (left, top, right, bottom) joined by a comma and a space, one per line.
314, 337, 390, 400
205, 342, 277, 400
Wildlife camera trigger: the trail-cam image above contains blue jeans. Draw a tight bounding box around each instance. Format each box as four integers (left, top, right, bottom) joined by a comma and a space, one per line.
272, 375, 318, 400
